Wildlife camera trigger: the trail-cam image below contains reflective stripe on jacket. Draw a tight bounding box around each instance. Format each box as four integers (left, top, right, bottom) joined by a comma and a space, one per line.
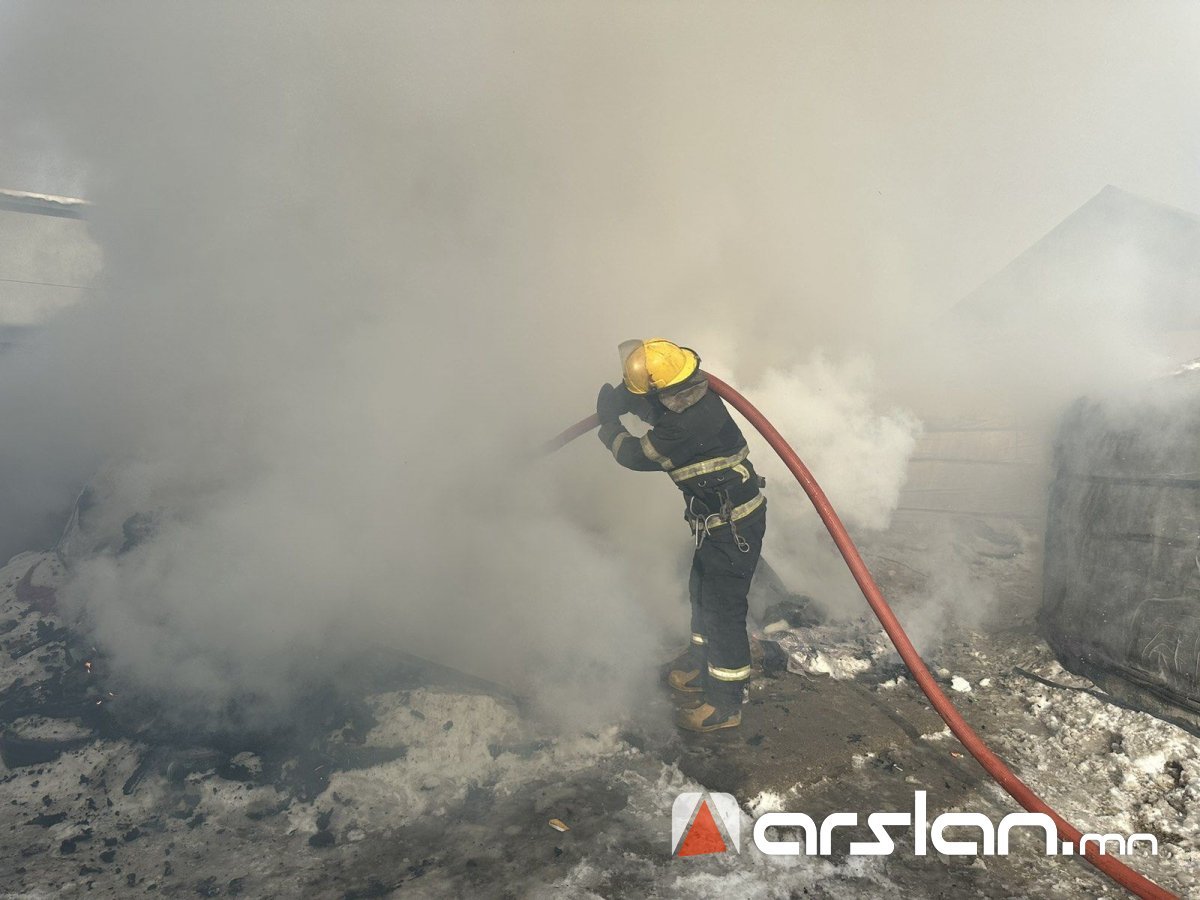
598, 369, 764, 522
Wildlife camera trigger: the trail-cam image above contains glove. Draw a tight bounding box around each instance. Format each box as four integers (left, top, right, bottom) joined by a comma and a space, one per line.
596, 383, 625, 425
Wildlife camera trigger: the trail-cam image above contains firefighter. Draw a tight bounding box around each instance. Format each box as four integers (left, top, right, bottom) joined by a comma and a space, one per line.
596, 339, 766, 732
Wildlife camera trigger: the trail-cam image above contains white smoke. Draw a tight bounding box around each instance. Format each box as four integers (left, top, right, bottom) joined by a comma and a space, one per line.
703, 352, 921, 618
1, 2, 1194, 725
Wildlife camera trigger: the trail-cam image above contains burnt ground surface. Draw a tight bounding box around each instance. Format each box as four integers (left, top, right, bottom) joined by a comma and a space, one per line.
665, 644, 1121, 898
1, 514, 1197, 899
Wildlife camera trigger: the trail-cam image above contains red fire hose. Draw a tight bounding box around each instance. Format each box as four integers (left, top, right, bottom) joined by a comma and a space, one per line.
550, 372, 1175, 900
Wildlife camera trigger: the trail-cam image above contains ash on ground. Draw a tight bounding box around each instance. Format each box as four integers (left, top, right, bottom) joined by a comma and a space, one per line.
2, 515, 1197, 898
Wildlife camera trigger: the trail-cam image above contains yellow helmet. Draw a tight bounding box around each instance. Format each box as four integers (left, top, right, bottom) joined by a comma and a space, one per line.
618, 338, 699, 395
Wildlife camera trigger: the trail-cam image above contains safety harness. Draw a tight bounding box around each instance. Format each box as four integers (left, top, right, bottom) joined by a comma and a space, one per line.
685, 492, 765, 552
671, 443, 766, 552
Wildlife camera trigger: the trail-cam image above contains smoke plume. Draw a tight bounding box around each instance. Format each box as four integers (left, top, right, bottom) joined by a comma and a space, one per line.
1, 3, 1195, 724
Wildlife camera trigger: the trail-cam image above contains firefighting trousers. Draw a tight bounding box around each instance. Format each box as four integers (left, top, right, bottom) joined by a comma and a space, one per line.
687, 510, 766, 712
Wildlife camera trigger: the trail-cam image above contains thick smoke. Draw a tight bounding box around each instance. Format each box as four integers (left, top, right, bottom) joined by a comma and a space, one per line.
1, 3, 1195, 724
706, 351, 921, 617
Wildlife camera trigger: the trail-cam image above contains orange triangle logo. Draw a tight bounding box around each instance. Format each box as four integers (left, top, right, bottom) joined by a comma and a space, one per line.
675, 799, 728, 856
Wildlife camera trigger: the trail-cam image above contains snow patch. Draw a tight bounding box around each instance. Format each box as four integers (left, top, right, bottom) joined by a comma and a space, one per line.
748, 790, 788, 816
795, 649, 873, 680
757, 620, 889, 680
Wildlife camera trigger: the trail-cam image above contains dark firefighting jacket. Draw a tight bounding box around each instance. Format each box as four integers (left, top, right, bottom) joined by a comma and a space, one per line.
597, 369, 765, 534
